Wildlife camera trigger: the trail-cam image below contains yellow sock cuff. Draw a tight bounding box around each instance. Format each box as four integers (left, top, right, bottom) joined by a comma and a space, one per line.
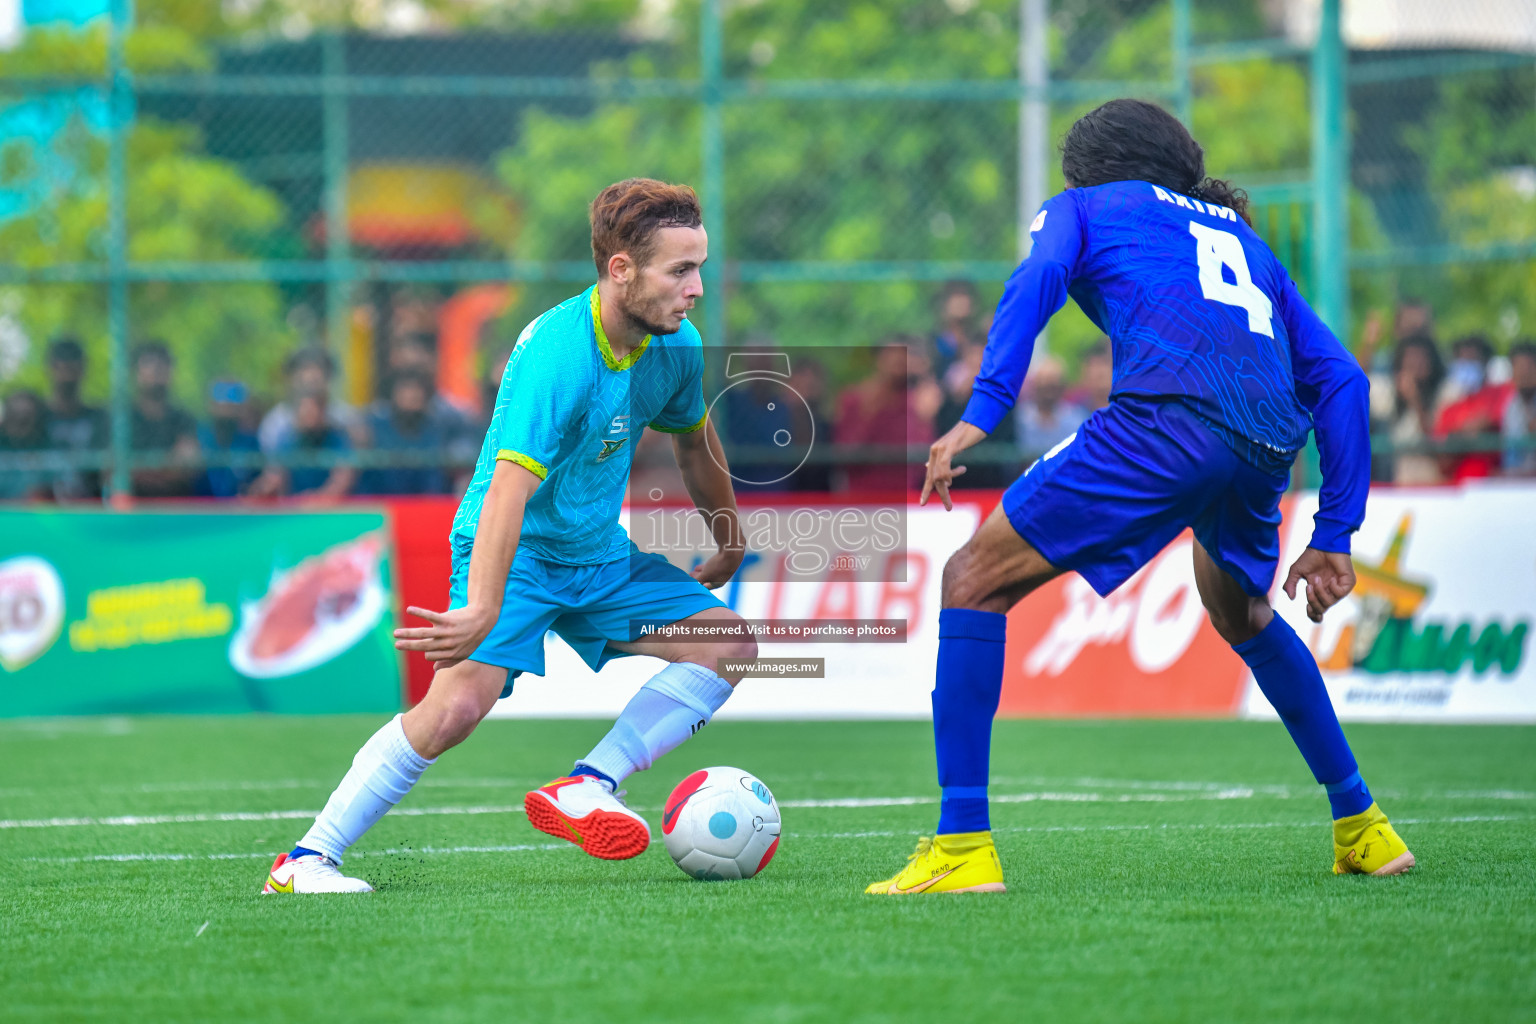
937, 830, 993, 851
1332, 802, 1385, 843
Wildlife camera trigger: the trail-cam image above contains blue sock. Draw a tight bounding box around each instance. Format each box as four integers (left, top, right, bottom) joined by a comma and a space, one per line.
1234, 614, 1372, 819
571, 763, 619, 791
933, 608, 1008, 834
288, 845, 325, 861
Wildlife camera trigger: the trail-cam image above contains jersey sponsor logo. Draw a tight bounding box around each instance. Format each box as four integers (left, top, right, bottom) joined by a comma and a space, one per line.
597, 437, 628, 462
1030, 208, 1047, 232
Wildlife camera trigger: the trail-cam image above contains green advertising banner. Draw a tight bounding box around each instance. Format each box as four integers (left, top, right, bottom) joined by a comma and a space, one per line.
0, 509, 402, 715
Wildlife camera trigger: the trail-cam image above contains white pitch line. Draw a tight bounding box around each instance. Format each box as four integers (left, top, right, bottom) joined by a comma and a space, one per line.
0, 791, 1237, 827
193, 921, 209, 938
22, 815, 1525, 867
8, 783, 1536, 830
27, 842, 579, 865
0, 805, 526, 830
782, 789, 1270, 808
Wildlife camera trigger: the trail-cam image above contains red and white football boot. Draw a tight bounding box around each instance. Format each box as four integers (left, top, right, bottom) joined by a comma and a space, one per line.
524, 775, 651, 860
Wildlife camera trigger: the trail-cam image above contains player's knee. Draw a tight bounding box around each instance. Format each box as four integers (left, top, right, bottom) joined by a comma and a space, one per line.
940, 548, 994, 611
429, 689, 490, 753
1206, 596, 1270, 646
731, 635, 759, 664
940, 549, 970, 604
694, 635, 756, 674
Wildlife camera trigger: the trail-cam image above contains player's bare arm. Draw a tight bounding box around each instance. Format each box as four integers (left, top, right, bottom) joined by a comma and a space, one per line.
392, 459, 540, 666
672, 417, 745, 589
921, 420, 986, 510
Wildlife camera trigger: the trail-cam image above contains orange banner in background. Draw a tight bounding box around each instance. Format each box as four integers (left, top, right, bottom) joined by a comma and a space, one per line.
998, 497, 1301, 717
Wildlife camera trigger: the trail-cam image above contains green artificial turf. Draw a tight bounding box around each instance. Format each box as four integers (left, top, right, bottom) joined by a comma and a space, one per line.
1, 716, 1533, 1023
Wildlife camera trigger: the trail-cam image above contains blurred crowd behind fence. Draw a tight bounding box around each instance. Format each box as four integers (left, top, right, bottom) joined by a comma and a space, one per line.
0, 0, 1532, 501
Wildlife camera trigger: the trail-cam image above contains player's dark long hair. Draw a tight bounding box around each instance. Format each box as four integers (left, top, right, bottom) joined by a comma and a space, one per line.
1061, 99, 1252, 226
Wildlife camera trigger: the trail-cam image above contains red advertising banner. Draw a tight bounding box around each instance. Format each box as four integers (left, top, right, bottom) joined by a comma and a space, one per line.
997, 497, 1302, 718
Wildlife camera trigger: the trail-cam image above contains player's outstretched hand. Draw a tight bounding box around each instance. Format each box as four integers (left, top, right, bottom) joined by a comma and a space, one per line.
393, 605, 497, 669
920, 441, 968, 511
921, 421, 985, 511
1282, 547, 1357, 624
692, 547, 745, 590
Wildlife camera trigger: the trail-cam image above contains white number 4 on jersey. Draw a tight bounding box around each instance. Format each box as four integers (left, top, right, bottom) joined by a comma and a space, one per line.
1188, 221, 1275, 338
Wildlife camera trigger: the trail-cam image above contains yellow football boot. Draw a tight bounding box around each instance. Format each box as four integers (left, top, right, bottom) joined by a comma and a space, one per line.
1333, 802, 1415, 876
864, 832, 1007, 894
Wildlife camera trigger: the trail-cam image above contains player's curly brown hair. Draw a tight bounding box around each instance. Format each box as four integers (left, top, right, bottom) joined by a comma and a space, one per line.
589, 178, 703, 275
1061, 99, 1252, 226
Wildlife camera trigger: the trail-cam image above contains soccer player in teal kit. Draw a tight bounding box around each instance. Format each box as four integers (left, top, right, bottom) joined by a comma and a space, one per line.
265, 179, 756, 893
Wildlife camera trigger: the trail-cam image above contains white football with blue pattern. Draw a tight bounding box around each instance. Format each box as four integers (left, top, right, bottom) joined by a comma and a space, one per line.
661, 766, 782, 881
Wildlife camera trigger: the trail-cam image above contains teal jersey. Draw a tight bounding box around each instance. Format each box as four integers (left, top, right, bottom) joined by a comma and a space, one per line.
451, 286, 707, 565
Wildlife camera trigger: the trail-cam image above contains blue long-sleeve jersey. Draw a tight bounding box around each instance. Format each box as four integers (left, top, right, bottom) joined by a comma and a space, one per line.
962, 180, 1369, 554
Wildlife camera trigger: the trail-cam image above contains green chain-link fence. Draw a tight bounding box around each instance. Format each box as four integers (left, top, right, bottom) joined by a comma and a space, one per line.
0, 0, 1531, 498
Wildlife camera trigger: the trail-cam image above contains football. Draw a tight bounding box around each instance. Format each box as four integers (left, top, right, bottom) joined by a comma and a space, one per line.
661, 766, 782, 881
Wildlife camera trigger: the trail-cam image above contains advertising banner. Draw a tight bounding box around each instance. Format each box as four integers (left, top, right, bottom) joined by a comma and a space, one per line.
0, 510, 402, 715
996, 527, 1258, 718
1242, 485, 1536, 723
485, 484, 1536, 722
492, 502, 979, 719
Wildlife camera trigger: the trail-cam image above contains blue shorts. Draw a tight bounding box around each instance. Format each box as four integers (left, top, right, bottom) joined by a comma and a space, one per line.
450, 546, 725, 698
1002, 397, 1290, 599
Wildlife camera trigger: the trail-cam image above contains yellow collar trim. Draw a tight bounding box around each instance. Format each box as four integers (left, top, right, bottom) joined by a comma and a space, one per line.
590, 287, 650, 372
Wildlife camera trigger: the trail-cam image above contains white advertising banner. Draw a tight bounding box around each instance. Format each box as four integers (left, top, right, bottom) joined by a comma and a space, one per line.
1242, 484, 1536, 723
484, 483, 1536, 722
489, 504, 979, 719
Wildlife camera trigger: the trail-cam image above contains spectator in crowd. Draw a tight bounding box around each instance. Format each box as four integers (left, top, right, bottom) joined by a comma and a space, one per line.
128, 341, 199, 498
1434, 334, 1512, 482
481, 347, 512, 422
1016, 356, 1088, 459
1369, 333, 1445, 485
1357, 300, 1435, 375
935, 335, 1017, 488
834, 336, 939, 494
932, 281, 979, 377
0, 389, 53, 501
42, 335, 108, 500
197, 380, 262, 499
1065, 338, 1113, 413
250, 389, 356, 500
719, 345, 800, 493
1503, 341, 1536, 477
360, 370, 455, 496
1441, 333, 1498, 405
387, 334, 435, 378
258, 348, 359, 454
383, 333, 479, 476
785, 356, 832, 492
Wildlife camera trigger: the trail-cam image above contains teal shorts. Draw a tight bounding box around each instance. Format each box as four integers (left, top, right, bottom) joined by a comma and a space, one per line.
449, 546, 725, 699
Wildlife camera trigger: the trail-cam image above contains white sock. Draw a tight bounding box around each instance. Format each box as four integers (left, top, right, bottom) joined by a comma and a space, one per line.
297, 714, 434, 864
577, 662, 734, 786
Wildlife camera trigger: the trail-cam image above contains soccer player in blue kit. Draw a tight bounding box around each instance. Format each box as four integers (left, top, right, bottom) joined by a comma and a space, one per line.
867, 100, 1414, 895
265, 179, 757, 894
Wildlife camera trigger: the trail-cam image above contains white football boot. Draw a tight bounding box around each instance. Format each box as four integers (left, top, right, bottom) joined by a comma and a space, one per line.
261, 851, 374, 894
524, 775, 651, 860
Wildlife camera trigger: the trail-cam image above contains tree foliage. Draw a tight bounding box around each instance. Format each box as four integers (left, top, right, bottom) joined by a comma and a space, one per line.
0, 4, 295, 404
490, 0, 1344, 366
